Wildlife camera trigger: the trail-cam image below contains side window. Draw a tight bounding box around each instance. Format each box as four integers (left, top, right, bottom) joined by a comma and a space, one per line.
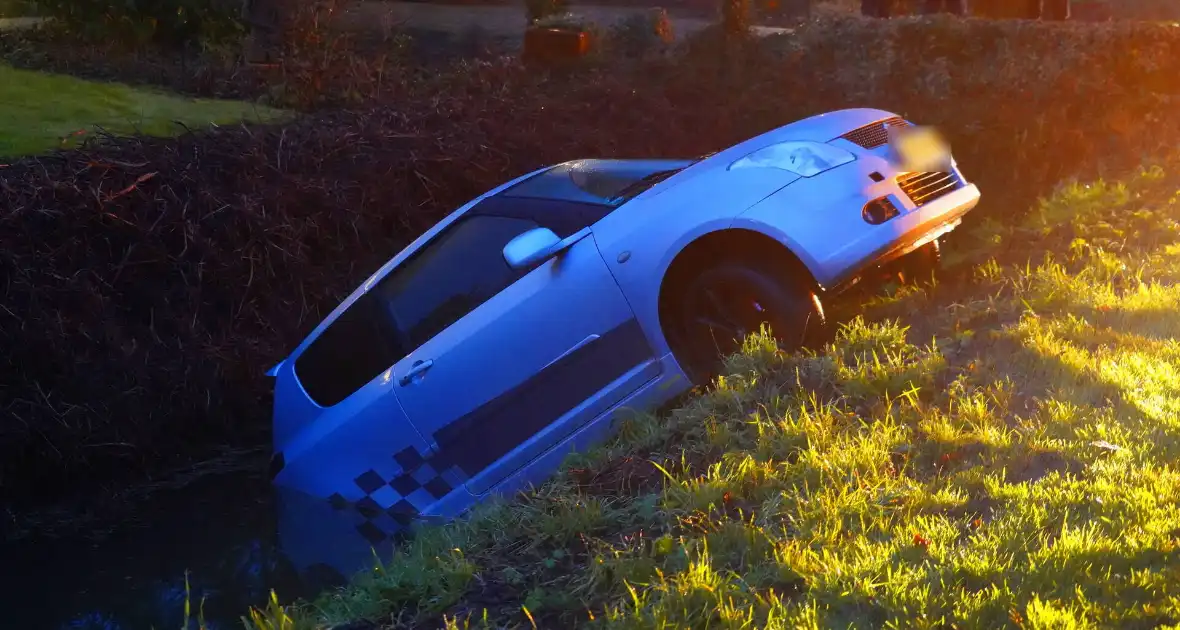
375, 215, 538, 350
293, 290, 408, 408
294, 214, 536, 408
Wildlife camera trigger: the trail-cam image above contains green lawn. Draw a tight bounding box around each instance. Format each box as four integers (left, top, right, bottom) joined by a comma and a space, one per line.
245, 162, 1180, 629
0, 16, 41, 28
0, 64, 287, 157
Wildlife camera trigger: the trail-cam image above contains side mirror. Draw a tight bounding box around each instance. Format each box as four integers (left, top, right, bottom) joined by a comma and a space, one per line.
503, 227, 562, 271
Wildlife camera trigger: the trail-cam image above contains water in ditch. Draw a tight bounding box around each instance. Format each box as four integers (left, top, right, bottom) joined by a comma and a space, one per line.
0, 459, 365, 630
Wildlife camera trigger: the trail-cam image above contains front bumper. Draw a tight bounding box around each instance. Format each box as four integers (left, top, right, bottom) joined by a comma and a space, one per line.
825, 181, 980, 292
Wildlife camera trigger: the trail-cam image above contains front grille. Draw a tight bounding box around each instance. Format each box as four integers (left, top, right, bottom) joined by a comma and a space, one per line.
839, 116, 911, 149
898, 171, 960, 206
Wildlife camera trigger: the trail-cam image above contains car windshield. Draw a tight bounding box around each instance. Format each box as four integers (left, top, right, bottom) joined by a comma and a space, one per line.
564, 159, 698, 205
498, 159, 699, 207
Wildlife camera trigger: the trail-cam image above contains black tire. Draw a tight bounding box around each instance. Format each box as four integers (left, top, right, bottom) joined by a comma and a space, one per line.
895, 239, 942, 286
671, 262, 826, 386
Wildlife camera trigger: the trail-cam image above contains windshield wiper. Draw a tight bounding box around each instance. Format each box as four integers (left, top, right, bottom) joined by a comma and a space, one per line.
608, 169, 683, 204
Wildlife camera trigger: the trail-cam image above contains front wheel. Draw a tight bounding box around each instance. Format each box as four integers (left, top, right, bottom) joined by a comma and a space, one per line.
672, 262, 826, 386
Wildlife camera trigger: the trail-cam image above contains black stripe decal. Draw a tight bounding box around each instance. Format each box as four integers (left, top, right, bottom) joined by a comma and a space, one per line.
431, 317, 652, 477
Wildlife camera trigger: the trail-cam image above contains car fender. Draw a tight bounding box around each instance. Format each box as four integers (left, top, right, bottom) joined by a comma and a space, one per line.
726, 215, 824, 283
603, 219, 820, 362
618, 218, 739, 356
593, 166, 801, 357
735, 152, 906, 289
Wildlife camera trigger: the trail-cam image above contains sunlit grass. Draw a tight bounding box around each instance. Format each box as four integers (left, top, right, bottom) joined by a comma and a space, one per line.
0, 64, 288, 157
249, 161, 1180, 629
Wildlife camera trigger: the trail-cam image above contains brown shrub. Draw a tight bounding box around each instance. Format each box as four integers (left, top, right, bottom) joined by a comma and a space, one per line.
2, 16, 1179, 508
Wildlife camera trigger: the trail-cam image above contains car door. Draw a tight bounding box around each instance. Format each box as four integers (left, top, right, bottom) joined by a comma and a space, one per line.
370, 212, 661, 499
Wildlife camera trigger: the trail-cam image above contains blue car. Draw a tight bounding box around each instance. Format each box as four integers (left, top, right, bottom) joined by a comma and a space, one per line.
267, 108, 981, 573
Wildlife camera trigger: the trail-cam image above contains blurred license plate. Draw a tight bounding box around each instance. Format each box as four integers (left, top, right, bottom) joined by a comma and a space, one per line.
888, 125, 952, 173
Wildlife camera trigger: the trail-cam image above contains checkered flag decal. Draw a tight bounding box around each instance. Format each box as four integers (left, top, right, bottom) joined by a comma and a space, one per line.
328, 445, 468, 545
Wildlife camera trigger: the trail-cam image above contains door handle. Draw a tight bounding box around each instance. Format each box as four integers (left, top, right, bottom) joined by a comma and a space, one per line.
541, 334, 599, 371
399, 359, 434, 386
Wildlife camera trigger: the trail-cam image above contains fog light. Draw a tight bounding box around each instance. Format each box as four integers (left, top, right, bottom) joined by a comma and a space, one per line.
863, 197, 901, 225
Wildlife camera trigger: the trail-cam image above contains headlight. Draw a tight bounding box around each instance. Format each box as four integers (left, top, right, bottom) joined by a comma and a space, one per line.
729, 141, 855, 177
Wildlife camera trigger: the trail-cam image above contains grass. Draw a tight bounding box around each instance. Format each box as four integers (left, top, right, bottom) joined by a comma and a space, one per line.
0, 64, 287, 157
0, 16, 41, 28
246, 162, 1180, 628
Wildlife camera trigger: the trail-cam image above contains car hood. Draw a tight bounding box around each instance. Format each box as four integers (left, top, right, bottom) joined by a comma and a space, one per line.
718, 108, 903, 161
625, 108, 901, 204
778, 108, 901, 143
